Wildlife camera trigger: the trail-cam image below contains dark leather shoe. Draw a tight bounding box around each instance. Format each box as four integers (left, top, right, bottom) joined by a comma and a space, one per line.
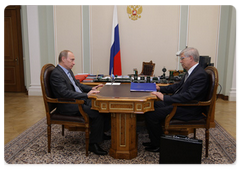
142, 142, 151, 147
145, 146, 160, 152
103, 134, 111, 140
89, 143, 108, 155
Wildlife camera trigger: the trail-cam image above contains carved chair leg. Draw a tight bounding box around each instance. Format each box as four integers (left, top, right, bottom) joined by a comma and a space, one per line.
205, 129, 209, 157
62, 125, 64, 136
47, 124, 51, 153
85, 129, 90, 156
194, 128, 197, 139
164, 129, 169, 135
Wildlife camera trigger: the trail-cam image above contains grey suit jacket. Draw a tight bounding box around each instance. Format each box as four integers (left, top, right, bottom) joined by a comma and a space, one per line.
50, 65, 92, 115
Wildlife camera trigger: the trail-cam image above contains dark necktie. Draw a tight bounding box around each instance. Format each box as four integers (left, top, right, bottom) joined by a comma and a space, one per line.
67, 71, 82, 93
174, 72, 188, 94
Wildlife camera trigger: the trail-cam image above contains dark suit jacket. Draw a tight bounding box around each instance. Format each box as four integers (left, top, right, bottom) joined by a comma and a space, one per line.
160, 64, 209, 121
50, 65, 92, 115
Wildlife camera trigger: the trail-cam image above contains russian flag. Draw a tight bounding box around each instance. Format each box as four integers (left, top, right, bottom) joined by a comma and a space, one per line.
109, 5, 122, 76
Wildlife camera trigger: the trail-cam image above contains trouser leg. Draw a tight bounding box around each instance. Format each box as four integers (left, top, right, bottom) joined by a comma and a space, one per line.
89, 113, 104, 144
103, 113, 111, 132
82, 100, 104, 144
144, 101, 173, 147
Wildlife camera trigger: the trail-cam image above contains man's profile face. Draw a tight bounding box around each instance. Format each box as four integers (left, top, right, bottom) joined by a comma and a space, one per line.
62, 52, 75, 70
180, 53, 192, 71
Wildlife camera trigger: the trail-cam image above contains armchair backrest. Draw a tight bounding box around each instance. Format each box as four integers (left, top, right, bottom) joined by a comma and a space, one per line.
204, 66, 218, 124
204, 66, 219, 102
140, 60, 155, 76
40, 64, 56, 113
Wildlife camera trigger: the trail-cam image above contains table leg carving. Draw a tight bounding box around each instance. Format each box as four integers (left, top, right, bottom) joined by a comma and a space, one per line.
109, 113, 138, 159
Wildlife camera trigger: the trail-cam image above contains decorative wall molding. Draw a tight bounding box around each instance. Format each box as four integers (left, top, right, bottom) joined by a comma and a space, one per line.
229, 88, 236, 101
229, 52, 236, 101
26, 6, 42, 96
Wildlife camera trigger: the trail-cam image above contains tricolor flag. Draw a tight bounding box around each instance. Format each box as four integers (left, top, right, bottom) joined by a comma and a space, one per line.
109, 5, 122, 76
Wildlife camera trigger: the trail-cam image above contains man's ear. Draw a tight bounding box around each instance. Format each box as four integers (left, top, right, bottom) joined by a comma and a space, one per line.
62, 56, 67, 62
189, 55, 194, 61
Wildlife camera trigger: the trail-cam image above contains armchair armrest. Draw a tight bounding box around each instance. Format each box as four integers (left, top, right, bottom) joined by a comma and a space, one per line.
165, 100, 212, 127
45, 96, 84, 105
44, 96, 88, 122
172, 100, 211, 107
58, 98, 76, 102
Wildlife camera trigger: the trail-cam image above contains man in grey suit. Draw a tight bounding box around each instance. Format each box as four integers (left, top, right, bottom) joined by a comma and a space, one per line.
50, 50, 109, 155
144, 47, 209, 152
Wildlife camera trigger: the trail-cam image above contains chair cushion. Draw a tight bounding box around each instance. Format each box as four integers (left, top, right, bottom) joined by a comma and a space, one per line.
51, 112, 85, 123
169, 119, 206, 125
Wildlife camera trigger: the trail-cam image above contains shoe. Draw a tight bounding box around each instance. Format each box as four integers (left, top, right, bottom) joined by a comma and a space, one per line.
88, 143, 108, 155
145, 145, 160, 152
142, 142, 151, 147
103, 134, 111, 140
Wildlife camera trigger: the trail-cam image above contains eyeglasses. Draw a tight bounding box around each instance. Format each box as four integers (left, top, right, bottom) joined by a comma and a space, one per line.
180, 56, 188, 60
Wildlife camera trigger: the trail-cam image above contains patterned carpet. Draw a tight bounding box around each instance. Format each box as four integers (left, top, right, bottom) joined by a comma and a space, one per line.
4, 117, 236, 164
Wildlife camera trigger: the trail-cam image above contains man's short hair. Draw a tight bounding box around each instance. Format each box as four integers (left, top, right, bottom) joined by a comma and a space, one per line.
58, 50, 73, 63
181, 47, 199, 62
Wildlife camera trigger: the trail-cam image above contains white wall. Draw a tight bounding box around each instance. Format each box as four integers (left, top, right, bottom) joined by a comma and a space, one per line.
53, 6, 83, 74
187, 6, 220, 65
90, 5, 180, 76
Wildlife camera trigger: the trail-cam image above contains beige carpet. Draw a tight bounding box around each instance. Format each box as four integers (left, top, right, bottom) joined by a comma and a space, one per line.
4, 117, 236, 164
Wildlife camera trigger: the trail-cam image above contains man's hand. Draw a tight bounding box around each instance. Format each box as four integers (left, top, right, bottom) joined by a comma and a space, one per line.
92, 84, 104, 90
151, 91, 164, 101
87, 90, 100, 96
156, 84, 160, 91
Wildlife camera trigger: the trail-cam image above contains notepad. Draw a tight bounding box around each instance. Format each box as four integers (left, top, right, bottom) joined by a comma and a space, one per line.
130, 82, 156, 92
105, 83, 121, 85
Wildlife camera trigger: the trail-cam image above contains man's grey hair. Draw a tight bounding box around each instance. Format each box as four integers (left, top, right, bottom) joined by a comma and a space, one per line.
180, 47, 199, 62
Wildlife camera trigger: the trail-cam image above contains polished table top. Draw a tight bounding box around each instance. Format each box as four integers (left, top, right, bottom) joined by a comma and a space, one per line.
95, 84, 157, 99
88, 84, 157, 114
81, 81, 169, 87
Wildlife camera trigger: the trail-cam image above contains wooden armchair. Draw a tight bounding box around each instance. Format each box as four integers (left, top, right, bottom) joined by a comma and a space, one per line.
40, 64, 90, 156
139, 60, 155, 76
163, 66, 218, 157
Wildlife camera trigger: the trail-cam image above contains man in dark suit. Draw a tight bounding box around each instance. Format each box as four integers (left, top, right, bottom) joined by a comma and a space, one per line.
144, 47, 209, 152
50, 50, 109, 155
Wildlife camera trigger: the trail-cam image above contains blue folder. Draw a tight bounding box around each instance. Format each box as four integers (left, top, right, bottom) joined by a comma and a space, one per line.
130, 82, 156, 92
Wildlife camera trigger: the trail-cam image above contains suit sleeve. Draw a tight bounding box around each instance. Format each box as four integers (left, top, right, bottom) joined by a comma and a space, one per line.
163, 71, 208, 104
160, 81, 183, 94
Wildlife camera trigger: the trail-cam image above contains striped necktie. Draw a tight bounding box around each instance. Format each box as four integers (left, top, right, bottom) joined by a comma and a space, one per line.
184, 72, 189, 82
67, 71, 82, 93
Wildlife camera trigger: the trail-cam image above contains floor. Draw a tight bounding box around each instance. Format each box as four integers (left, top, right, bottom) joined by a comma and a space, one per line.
4, 93, 236, 144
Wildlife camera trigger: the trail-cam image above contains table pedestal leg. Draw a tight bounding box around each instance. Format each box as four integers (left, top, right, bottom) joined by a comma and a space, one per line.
109, 113, 138, 159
